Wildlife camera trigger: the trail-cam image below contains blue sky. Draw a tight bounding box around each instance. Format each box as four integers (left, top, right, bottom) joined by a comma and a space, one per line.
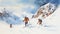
0, 0, 59, 6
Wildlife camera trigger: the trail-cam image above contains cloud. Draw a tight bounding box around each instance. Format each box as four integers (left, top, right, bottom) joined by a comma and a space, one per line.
0, 0, 35, 6
0, 0, 18, 6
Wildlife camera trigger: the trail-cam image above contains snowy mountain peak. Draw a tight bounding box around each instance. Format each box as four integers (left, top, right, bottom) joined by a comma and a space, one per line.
33, 3, 56, 19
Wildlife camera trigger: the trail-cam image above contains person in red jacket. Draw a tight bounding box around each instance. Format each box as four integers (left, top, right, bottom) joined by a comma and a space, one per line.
23, 17, 29, 27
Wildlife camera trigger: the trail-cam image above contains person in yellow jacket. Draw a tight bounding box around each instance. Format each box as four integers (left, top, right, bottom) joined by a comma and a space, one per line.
23, 17, 29, 27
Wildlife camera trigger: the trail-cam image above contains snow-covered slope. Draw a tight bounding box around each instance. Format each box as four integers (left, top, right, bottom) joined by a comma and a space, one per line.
0, 5, 60, 34
33, 3, 56, 18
